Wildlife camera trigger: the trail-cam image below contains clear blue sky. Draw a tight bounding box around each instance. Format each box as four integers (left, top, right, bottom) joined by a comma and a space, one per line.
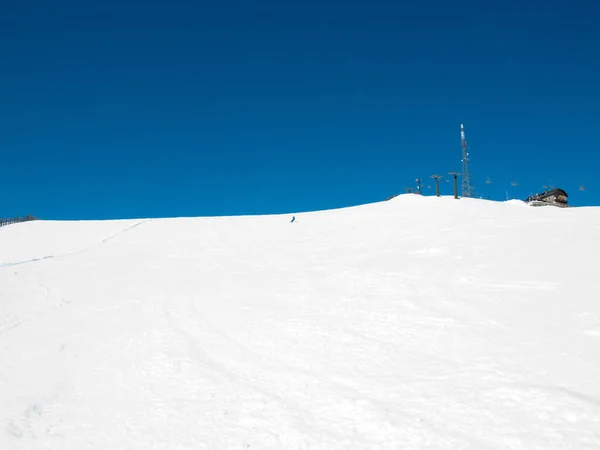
1, 0, 598, 219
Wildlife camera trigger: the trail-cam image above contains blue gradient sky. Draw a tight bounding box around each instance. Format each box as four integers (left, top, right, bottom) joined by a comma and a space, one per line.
1, 0, 598, 219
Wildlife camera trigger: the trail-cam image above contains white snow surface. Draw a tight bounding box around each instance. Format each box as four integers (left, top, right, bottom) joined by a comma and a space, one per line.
1, 195, 600, 449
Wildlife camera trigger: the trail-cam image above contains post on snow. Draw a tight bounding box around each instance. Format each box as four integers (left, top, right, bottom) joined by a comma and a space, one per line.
431, 174, 443, 197
448, 172, 460, 199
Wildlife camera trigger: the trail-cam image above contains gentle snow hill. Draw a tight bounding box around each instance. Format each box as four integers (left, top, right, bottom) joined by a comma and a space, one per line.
1, 195, 600, 449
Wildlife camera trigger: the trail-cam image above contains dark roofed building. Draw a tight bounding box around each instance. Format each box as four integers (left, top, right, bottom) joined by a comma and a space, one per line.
525, 188, 568, 207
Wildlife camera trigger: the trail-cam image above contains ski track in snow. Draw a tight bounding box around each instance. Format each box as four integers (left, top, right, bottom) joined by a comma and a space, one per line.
0, 219, 152, 269
1, 196, 600, 449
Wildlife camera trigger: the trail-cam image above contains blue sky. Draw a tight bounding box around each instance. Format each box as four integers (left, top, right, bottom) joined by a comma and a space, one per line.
1, 0, 598, 219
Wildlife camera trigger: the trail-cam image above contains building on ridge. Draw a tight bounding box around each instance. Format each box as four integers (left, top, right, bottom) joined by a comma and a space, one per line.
525, 188, 569, 207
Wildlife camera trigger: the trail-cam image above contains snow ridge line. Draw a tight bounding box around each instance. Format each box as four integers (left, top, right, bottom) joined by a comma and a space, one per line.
0, 219, 152, 269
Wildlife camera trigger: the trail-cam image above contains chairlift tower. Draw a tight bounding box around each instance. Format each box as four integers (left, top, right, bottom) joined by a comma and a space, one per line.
415, 178, 422, 194
449, 172, 460, 199
431, 174, 443, 197
460, 124, 475, 197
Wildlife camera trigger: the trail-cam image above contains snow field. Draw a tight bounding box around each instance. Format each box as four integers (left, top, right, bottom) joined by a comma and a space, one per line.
1, 195, 599, 449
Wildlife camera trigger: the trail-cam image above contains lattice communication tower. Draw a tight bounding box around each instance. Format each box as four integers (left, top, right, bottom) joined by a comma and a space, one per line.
460, 124, 475, 197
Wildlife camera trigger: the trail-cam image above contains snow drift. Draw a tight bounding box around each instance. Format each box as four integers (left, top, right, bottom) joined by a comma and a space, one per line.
1, 195, 599, 449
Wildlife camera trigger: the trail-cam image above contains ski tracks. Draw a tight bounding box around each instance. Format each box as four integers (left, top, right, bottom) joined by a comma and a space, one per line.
0, 219, 152, 269
162, 296, 336, 448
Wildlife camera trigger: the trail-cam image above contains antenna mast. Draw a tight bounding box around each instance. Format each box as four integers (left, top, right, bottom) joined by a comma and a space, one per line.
460, 124, 475, 197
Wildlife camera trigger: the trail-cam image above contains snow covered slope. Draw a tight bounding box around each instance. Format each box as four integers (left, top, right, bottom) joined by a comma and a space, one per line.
1, 195, 599, 449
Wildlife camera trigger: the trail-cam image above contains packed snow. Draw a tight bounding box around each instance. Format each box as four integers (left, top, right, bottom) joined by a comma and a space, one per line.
1, 195, 599, 449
